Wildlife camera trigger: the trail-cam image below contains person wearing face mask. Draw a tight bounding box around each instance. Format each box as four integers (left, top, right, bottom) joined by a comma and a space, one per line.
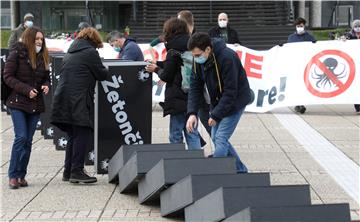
287, 17, 316, 114
208, 12, 241, 44
3, 27, 50, 189
345, 19, 360, 113
107, 31, 144, 61
186, 33, 251, 173
8, 13, 34, 51
287, 17, 316, 43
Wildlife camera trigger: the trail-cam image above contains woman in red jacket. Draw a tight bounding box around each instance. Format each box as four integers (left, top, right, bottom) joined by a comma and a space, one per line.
3, 27, 50, 189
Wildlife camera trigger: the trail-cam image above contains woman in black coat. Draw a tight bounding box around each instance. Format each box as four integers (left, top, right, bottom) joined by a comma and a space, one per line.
156, 18, 202, 149
51, 28, 109, 184
4, 27, 50, 189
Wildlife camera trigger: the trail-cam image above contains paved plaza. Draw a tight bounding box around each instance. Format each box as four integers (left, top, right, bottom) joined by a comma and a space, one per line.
1, 104, 359, 221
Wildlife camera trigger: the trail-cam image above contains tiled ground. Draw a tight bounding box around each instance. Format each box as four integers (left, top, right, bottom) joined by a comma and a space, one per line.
1, 104, 359, 221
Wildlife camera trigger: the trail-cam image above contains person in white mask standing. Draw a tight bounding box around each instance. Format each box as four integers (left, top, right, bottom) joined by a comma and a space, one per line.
287, 17, 316, 114
208, 12, 241, 44
345, 19, 360, 113
8, 13, 35, 51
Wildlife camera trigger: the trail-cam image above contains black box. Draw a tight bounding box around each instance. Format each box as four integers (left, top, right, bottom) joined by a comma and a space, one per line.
118, 149, 204, 192
108, 143, 185, 183
184, 185, 311, 222
95, 61, 152, 174
138, 157, 237, 204
160, 173, 271, 217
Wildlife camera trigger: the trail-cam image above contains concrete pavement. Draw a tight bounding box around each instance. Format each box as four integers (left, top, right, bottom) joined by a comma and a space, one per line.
1, 104, 359, 221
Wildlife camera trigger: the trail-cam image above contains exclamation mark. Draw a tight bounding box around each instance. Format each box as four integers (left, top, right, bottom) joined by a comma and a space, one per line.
278, 77, 287, 102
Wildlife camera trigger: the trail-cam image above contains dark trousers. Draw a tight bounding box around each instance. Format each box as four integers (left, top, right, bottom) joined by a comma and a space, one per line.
8, 108, 40, 179
355, 104, 360, 112
63, 125, 92, 173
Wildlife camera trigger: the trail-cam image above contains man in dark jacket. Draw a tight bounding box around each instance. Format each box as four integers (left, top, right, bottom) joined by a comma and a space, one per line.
8, 13, 34, 50
208, 12, 240, 44
107, 31, 144, 61
186, 33, 251, 173
51, 28, 109, 183
287, 17, 316, 114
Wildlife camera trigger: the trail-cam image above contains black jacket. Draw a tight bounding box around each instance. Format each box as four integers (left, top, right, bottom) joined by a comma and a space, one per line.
4, 42, 50, 114
188, 38, 251, 122
158, 34, 190, 116
51, 39, 109, 130
208, 26, 240, 44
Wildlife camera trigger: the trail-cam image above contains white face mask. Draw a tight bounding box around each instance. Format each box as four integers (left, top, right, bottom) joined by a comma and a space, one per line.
354, 27, 360, 33
296, 26, 305, 34
218, 20, 228, 28
35, 46, 42, 53
24, 20, 33, 28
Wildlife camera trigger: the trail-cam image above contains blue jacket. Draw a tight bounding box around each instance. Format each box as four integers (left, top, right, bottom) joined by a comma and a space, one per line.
287, 31, 315, 43
119, 38, 144, 61
187, 38, 251, 122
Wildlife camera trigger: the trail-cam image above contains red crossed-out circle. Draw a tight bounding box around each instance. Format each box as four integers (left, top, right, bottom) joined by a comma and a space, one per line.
304, 50, 355, 98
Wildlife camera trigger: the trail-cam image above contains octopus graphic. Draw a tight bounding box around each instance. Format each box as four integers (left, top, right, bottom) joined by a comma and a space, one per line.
311, 57, 347, 89
101, 159, 109, 170
88, 151, 95, 162
58, 137, 68, 148
46, 127, 54, 137
138, 69, 150, 82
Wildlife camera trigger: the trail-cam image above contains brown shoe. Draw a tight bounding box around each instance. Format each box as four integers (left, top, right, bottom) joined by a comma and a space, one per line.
9, 178, 19, 189
18, 178, 28, 187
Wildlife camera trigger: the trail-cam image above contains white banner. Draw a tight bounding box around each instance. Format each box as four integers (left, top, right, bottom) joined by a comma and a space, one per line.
46, 39, 360, 112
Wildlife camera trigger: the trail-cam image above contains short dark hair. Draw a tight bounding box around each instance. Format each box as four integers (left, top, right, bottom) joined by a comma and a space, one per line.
187, 32, 212, 51
106, 31, 125, 43
294, 17, 306, 26
163, 17, 189, 42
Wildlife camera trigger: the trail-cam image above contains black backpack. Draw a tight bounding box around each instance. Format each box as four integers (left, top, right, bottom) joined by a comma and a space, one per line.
1, 50, 17, 102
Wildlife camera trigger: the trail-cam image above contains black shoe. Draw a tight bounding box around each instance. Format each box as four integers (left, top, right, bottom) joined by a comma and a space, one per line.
295, 105, 306, 114
62, 171, 71, 182
69, 170, 97, 184
299, 105, 306, 114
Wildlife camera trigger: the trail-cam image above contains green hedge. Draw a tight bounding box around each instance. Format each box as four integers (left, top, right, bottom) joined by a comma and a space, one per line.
1, 30, 11, 48
311, 28, 349, 40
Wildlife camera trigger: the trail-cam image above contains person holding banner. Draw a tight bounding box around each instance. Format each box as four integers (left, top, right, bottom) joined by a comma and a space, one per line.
186, 33, 251, 173
287, 17, 316, 114
208, 12, 241, 45
157, 18, 202, 149
51, 27, 109, 184
4, 27, 50, 189
345, 19, 360, 113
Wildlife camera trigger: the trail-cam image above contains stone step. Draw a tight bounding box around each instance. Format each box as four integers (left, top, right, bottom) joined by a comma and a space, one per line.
107, 143, 185, 183
138, 157, 237, 204
184, 185, 311, 222
223, 204, 351, 222
160, 173, 271, 217
118, 149, 204, 193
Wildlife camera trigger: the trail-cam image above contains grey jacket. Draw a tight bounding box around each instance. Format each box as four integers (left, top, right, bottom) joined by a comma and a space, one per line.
8, 24, 26, 50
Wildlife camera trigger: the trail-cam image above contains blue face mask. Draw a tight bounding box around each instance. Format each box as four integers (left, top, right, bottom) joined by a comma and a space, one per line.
194, 55, 207, 64
114, 47, 121, 52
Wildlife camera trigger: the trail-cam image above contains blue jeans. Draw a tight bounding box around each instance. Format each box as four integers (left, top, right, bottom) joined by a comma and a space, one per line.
169, 112, 201, 150
211, 108, 248, 173
8, 108, 40, 179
